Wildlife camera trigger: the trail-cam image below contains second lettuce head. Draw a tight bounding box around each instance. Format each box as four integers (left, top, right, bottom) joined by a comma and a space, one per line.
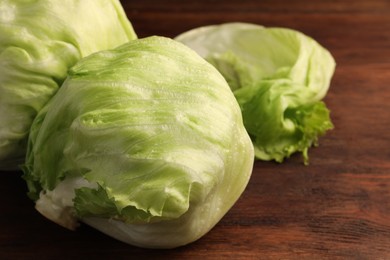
176, 22, 336, 164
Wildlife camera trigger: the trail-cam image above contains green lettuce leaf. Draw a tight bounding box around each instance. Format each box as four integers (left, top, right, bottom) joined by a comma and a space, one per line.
175, 22, 335, 163
0, 0, 137, 170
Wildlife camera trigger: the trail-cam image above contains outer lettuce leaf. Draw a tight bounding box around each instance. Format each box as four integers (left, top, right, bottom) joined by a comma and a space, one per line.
175, 22, 335, 163
23, 36, 254, 248
0, 0, 137, 170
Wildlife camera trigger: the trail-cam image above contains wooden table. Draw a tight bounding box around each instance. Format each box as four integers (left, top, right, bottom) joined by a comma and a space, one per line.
1, 0, 389, 259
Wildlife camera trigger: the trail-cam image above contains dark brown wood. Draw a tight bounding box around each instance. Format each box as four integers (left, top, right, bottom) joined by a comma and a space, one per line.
1, 0, 389, 259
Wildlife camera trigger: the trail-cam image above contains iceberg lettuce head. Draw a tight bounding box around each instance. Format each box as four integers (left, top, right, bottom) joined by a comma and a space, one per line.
0, 0, 137, 169
23, 36, 254, 248
176, 22, 335, 163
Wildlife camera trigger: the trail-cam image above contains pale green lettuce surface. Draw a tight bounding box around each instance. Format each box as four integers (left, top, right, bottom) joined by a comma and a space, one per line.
23, 36, 254, 248
175, 22, 335, 163
0, 0, 137, 170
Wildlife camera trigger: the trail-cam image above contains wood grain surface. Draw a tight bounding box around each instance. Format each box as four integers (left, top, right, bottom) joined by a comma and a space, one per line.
1, 0, 389, 259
